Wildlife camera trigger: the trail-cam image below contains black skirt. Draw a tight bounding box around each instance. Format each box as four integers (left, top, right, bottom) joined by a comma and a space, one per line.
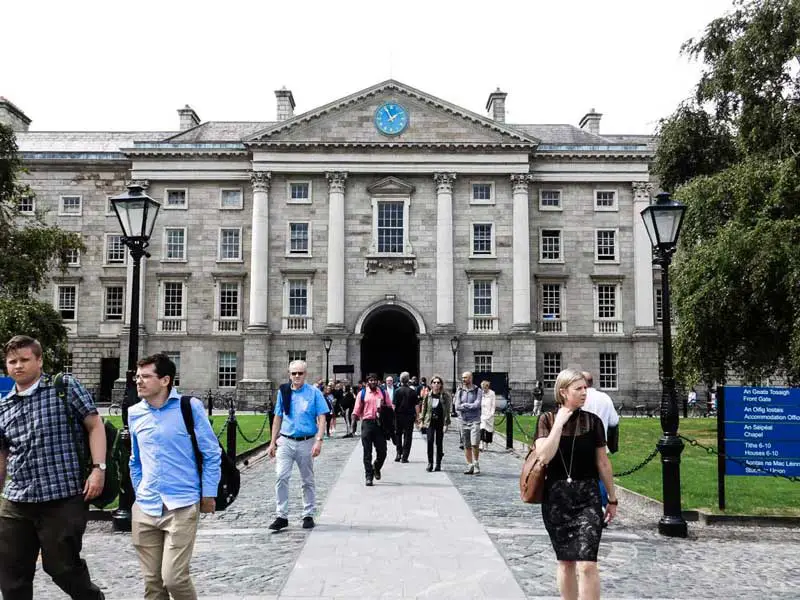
542, 478, 603, 561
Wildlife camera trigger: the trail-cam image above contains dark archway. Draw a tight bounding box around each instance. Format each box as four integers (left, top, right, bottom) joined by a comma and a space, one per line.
360, 307, 419, 381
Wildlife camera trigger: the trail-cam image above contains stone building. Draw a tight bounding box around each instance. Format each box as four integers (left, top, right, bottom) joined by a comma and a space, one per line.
1, 80, 662, 406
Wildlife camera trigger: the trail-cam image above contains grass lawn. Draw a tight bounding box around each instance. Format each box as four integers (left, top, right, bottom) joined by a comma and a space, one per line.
106, 413, 272, 455
497, 414, 800, 516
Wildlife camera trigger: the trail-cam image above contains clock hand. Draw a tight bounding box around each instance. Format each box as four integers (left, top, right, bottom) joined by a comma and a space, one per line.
384, 106, 392, 119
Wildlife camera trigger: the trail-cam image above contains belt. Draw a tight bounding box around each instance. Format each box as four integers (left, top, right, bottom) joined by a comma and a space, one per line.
281, 433, 315, 441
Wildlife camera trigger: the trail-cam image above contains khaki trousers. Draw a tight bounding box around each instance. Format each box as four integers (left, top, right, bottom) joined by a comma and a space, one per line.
131, 502, 200, 600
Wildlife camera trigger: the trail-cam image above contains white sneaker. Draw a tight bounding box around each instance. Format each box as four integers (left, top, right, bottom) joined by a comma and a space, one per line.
473, 462, 480, 474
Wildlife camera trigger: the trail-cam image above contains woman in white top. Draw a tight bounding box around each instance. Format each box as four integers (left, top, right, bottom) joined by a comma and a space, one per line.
479, 380, 497, 451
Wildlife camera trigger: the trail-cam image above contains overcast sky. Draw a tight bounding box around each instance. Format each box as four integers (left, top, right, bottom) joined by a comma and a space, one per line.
3, 0, 735, 135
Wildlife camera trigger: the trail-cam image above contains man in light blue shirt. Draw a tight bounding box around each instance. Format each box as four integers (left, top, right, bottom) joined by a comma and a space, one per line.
267, 360, 328, 531
129, 353, 220, 600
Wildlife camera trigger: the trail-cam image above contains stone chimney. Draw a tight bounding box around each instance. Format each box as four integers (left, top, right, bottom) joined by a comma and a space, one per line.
0, 97, 32, 131
486, 88, 508, 123
177, 105, 201, 131
275, 87, 295, 121
579, 108, 602, 135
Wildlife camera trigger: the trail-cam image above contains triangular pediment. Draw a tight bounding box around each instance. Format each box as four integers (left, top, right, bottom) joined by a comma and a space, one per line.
367, 176, 415, 195
246, 80, 539, 150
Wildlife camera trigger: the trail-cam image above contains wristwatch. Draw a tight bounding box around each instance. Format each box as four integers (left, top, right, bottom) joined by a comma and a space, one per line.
607, 498, 619, 505
92, 463, 107, 471
315, 437, 323, 441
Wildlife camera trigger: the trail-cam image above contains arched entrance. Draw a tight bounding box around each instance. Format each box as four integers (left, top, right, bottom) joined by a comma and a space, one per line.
360, 306, 419, 381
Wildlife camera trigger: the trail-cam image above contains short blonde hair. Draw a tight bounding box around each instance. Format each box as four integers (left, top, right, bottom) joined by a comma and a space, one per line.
480, 380, 490, 389
553, 368, 586, 406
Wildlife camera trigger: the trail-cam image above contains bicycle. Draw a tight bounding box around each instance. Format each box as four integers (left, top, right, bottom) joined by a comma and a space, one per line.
108, 401, 121, 416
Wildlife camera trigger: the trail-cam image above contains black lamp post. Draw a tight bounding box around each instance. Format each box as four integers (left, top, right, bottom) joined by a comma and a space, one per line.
641, 191, 688, 538
322, 336, 333, 385
450, 336, 459, 395
109, 183, 160, 532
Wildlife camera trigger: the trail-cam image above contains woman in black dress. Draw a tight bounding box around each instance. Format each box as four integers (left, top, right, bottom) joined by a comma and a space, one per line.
534, 368, 618, 600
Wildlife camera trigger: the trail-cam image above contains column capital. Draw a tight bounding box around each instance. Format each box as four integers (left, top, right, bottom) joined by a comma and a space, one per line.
250, 171, 272, 192
632, 181, 654, 202
126, 179, 150, 190
325, 171, 348, 194
433, 172, 456, 194
510, 174, 533, 194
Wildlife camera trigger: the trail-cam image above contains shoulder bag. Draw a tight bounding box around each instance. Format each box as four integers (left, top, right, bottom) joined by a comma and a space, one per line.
519, 445, 546, 504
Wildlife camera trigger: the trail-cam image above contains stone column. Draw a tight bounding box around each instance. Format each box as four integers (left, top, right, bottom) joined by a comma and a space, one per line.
325, 172, 347, 330
248, 172, 271, 329
510, 174, 533, 330
434, 173, 456, 329
633, 182, 655, 330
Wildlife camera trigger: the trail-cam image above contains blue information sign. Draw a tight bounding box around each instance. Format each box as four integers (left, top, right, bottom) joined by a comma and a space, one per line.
0, 376, 13, 397
722, 386, 800, 478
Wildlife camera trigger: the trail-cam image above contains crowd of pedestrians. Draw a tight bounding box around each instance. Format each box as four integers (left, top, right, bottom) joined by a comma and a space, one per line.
0, 331, 621, 600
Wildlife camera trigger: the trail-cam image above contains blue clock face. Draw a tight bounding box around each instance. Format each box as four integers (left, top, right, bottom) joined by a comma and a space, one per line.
374, 102, 409, 135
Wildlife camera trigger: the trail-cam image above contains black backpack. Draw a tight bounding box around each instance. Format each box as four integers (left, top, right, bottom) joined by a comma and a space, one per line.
180, 396, 240, 511
55, 373, 121, 509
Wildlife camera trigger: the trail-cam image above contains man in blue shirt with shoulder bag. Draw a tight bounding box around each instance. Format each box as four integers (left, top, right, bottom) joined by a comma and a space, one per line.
267, 360, 329, 531
129, 353, 220, 600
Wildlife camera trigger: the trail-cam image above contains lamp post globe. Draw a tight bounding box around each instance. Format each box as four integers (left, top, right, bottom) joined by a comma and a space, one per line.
640, 191, 688, 538
109, 183, 160, 532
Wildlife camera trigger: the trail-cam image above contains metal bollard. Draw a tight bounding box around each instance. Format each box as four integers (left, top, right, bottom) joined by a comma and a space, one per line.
505, 400, 514, 450
207, 392, 213, 417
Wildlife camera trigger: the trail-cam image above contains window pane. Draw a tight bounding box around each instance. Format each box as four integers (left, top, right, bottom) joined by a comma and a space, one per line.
165, 352, 181, 386
472, 183, 492, 201
541, 230, 561, 260
221, 189, 242, 207
165, 229, 185, 260
541, 284, 561, 319
218, 351, 238, 387
377, 201, 404, 253
290, 223, 309, 253
61, 196, 81, 213
164, 282, 183, 317
542, 352, 562, 388
599, 353, 618, 389
219, 283, 239, 318
596, 191, 616, 207
541, 190, 561, 207
597, 285, 617, 318
167, 190, 186, 206
105, 286, 124, 320
474, 352, 493, 373
220, 229, 241, 260
58, 286, 76, 320
18, 197, 34, 213
64, 248, 80, 266
290, 183, 309, 200
596, 230, 616, 261
288, 279, 308, 316
288, 350, 307, 364
473, 281, 492, 316
106, 235, 126, 264
472, 224, 492, 255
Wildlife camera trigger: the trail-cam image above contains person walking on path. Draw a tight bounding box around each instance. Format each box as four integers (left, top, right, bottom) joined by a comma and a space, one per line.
0, 335, 107, 600
129, 353, 221, 600
340, 385, 356, 438
534, 368, 618, 600
267, 360, 329, 531
419, 376, 452, 472
353, 373, 393, 486
393, 372, 418, 463
581, 370, 619, 511
479, 380, 497, 452
454, 371, 482, 474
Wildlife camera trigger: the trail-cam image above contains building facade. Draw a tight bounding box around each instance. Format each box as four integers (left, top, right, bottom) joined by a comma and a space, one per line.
1, 80, 662, 406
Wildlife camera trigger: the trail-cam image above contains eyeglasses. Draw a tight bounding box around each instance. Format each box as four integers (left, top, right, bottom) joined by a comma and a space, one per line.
432, 381, 442, 385
290, 371, 305, 376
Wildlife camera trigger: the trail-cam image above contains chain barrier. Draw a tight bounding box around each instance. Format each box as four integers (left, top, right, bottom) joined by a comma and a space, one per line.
236, 413, 271, 444
679, 434, 800, 483
495, 415, 506, 428
511, 413, 537, 445
216, 419, 228, 441
615, 445, 660, 477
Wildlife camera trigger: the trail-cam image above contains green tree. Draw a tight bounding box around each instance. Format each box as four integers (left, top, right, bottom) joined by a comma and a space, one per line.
653, 0, 800, 384
0, 123, 83, 372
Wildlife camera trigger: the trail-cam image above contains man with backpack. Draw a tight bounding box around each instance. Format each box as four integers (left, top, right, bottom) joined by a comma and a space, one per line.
0, 335, 107, 600
129, 353, 221, 600
267, 360, 329, 531
353, 373, 394, 486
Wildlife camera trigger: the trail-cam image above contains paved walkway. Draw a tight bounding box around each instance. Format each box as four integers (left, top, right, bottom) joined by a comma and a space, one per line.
31, 426, 800, 599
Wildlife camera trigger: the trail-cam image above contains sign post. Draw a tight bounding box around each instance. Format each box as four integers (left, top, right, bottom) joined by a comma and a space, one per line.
719, 386, 800, 509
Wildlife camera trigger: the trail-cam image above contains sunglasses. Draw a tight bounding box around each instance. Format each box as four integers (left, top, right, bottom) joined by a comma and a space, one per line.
290, 371, 305, 376
432, 381, 442, 385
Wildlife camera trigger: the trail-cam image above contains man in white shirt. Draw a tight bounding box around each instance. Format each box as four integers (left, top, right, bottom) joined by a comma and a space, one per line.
581, 371, 619, 513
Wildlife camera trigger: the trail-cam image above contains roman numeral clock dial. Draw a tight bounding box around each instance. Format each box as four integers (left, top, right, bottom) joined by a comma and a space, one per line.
374, 102, 409, 135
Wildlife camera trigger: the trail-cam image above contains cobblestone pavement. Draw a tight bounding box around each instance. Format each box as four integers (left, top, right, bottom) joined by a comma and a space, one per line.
442, 428, 800, 600
32, 431, 359, 599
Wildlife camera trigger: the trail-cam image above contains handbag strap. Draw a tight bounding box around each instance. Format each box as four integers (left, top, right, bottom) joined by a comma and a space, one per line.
55, 373, 88, 476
